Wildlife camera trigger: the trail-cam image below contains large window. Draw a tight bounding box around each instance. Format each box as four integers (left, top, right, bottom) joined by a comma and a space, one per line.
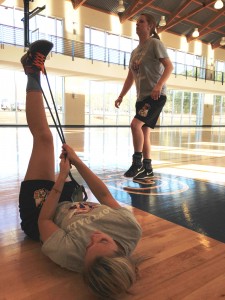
83, 81, 205, 126
84, 26, 138, 66
0, 69, 64, 125
85, 81, 136, 126
212, 95, 225, 126
168, 48, 206, 78
161, 90, 203, 126
0, 4, 63, 50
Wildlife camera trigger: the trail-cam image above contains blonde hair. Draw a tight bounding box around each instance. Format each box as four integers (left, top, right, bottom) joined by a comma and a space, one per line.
141, 13, 160, 40
83, 252, 143, 300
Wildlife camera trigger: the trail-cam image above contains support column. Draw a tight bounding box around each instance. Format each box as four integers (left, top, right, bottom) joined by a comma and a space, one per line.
23, 0, 30, 47
203, 93, 214, 126
64, 93, 85, 126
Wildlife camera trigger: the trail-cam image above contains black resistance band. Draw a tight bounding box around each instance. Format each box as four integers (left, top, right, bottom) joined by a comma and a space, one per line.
40, 67, 88, 201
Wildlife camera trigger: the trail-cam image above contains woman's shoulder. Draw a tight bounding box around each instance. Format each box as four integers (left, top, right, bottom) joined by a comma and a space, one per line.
113, 206, 141, 225
149, 37, 163, 46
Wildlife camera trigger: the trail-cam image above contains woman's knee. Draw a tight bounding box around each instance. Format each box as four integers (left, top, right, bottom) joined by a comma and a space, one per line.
34, 129, 53, 146
142, 126, 151, 137
131, 118, 143, 131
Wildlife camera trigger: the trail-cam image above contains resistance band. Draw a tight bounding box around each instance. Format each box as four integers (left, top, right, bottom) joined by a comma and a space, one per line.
39, 67, 88, 202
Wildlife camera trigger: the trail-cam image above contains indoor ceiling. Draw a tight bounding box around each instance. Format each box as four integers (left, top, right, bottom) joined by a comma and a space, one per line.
70, 0, 225, 50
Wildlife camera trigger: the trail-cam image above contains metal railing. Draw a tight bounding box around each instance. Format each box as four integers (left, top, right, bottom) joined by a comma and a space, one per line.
0, 23, 224, 84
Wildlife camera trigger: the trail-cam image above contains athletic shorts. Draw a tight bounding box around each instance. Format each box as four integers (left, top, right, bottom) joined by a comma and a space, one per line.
135, 95, 167, 129
19, 180, 76, 241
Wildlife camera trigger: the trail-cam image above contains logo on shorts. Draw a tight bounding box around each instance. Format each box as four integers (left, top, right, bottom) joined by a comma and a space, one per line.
138, 103, 151, 117
34, 188, 49, 208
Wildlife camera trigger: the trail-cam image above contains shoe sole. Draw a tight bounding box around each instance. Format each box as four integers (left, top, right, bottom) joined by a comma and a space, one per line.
133, 172, 154, 180
133, 176, 154, 182
29, 39, 53, 54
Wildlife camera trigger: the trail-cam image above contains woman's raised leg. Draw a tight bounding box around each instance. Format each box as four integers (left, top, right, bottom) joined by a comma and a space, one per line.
21, 40, 55, 181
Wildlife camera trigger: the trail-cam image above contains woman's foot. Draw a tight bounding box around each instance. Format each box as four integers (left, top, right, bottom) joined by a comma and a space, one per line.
21, 39, 53, 74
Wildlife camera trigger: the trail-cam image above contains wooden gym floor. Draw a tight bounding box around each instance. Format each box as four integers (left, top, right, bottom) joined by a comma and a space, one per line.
0, 126, 225, 300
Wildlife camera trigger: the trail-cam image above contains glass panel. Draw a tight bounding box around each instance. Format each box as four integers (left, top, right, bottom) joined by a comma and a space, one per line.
183, 92, 191, 125
186, 53, 194, 66
132, 39, 139, 50
108, 48, 120, 64
14, 8, 24, 28
176, 51, 185, 64
194, 55, 203, 67
161, 90, 173, 125
88, 81, 104, 125
120, 36, 131, 51
212, 95, 225, 126
0, 5, 13, 26
216, 60, 225, 72
120, 37, 132, 65
107, 33, 119, 49
90, 28, 105, 46
192, 93, 203, 126
15, 71, 26, 125
56, 19, 63, 37
0, 70, 16, 124
85, 27, 90, 43
168, 48, 175, 62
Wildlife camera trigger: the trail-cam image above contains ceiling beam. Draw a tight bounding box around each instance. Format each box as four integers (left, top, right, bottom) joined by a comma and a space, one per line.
158, 0, 213, 34
119, 0, 155, 23
158, 0, 193, 33
211, 41, 221, 49
71, 0, 87, 10
188, 21, 225, 43
187, 7, 225, 42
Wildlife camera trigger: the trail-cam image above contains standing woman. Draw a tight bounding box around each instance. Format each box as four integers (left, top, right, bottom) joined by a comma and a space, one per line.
115, 13, 173, 180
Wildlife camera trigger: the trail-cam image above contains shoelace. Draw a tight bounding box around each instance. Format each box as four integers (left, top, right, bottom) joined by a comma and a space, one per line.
32, 52, 46, 73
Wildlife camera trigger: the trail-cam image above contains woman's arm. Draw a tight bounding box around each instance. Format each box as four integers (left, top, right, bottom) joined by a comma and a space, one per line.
62, 144, 121, 209
115, 69, 134, 108
150, 57, 174, 100
38, 156, 71, 242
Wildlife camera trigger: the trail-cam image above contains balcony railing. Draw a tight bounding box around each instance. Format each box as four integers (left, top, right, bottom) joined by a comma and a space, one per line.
0, 23, 224, 84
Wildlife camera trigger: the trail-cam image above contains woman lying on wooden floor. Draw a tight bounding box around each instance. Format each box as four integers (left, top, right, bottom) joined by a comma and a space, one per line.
18, 39, 143, 300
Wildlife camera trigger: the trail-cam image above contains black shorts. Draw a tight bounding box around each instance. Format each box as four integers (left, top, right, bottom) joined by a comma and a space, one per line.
135, 95, 166, 129
19, 180, 76, 241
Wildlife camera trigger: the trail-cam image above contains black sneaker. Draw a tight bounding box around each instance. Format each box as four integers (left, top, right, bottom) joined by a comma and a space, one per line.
133, 167, 154, 180
21, 40, 53, 74
124, 164, 143, 177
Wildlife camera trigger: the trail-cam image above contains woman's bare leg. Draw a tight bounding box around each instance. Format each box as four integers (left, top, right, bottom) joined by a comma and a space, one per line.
21, 40, 55, 181
142, 126, 151, 159
130, 118, 145, 152
24, 90, 55, 181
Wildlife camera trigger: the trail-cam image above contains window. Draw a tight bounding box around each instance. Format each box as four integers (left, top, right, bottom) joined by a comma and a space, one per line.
0, 69, 64, 125
0, 5, 63, 49
212, 95, 225, 126
85, 80, 136, 126
161, 90, 203, 126
0, 5, 14, 26
215, 60, 225, 82
85, 26, 138, 65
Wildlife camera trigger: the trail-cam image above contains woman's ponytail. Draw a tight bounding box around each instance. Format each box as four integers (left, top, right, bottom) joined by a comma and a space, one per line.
152, 29, 160, 40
